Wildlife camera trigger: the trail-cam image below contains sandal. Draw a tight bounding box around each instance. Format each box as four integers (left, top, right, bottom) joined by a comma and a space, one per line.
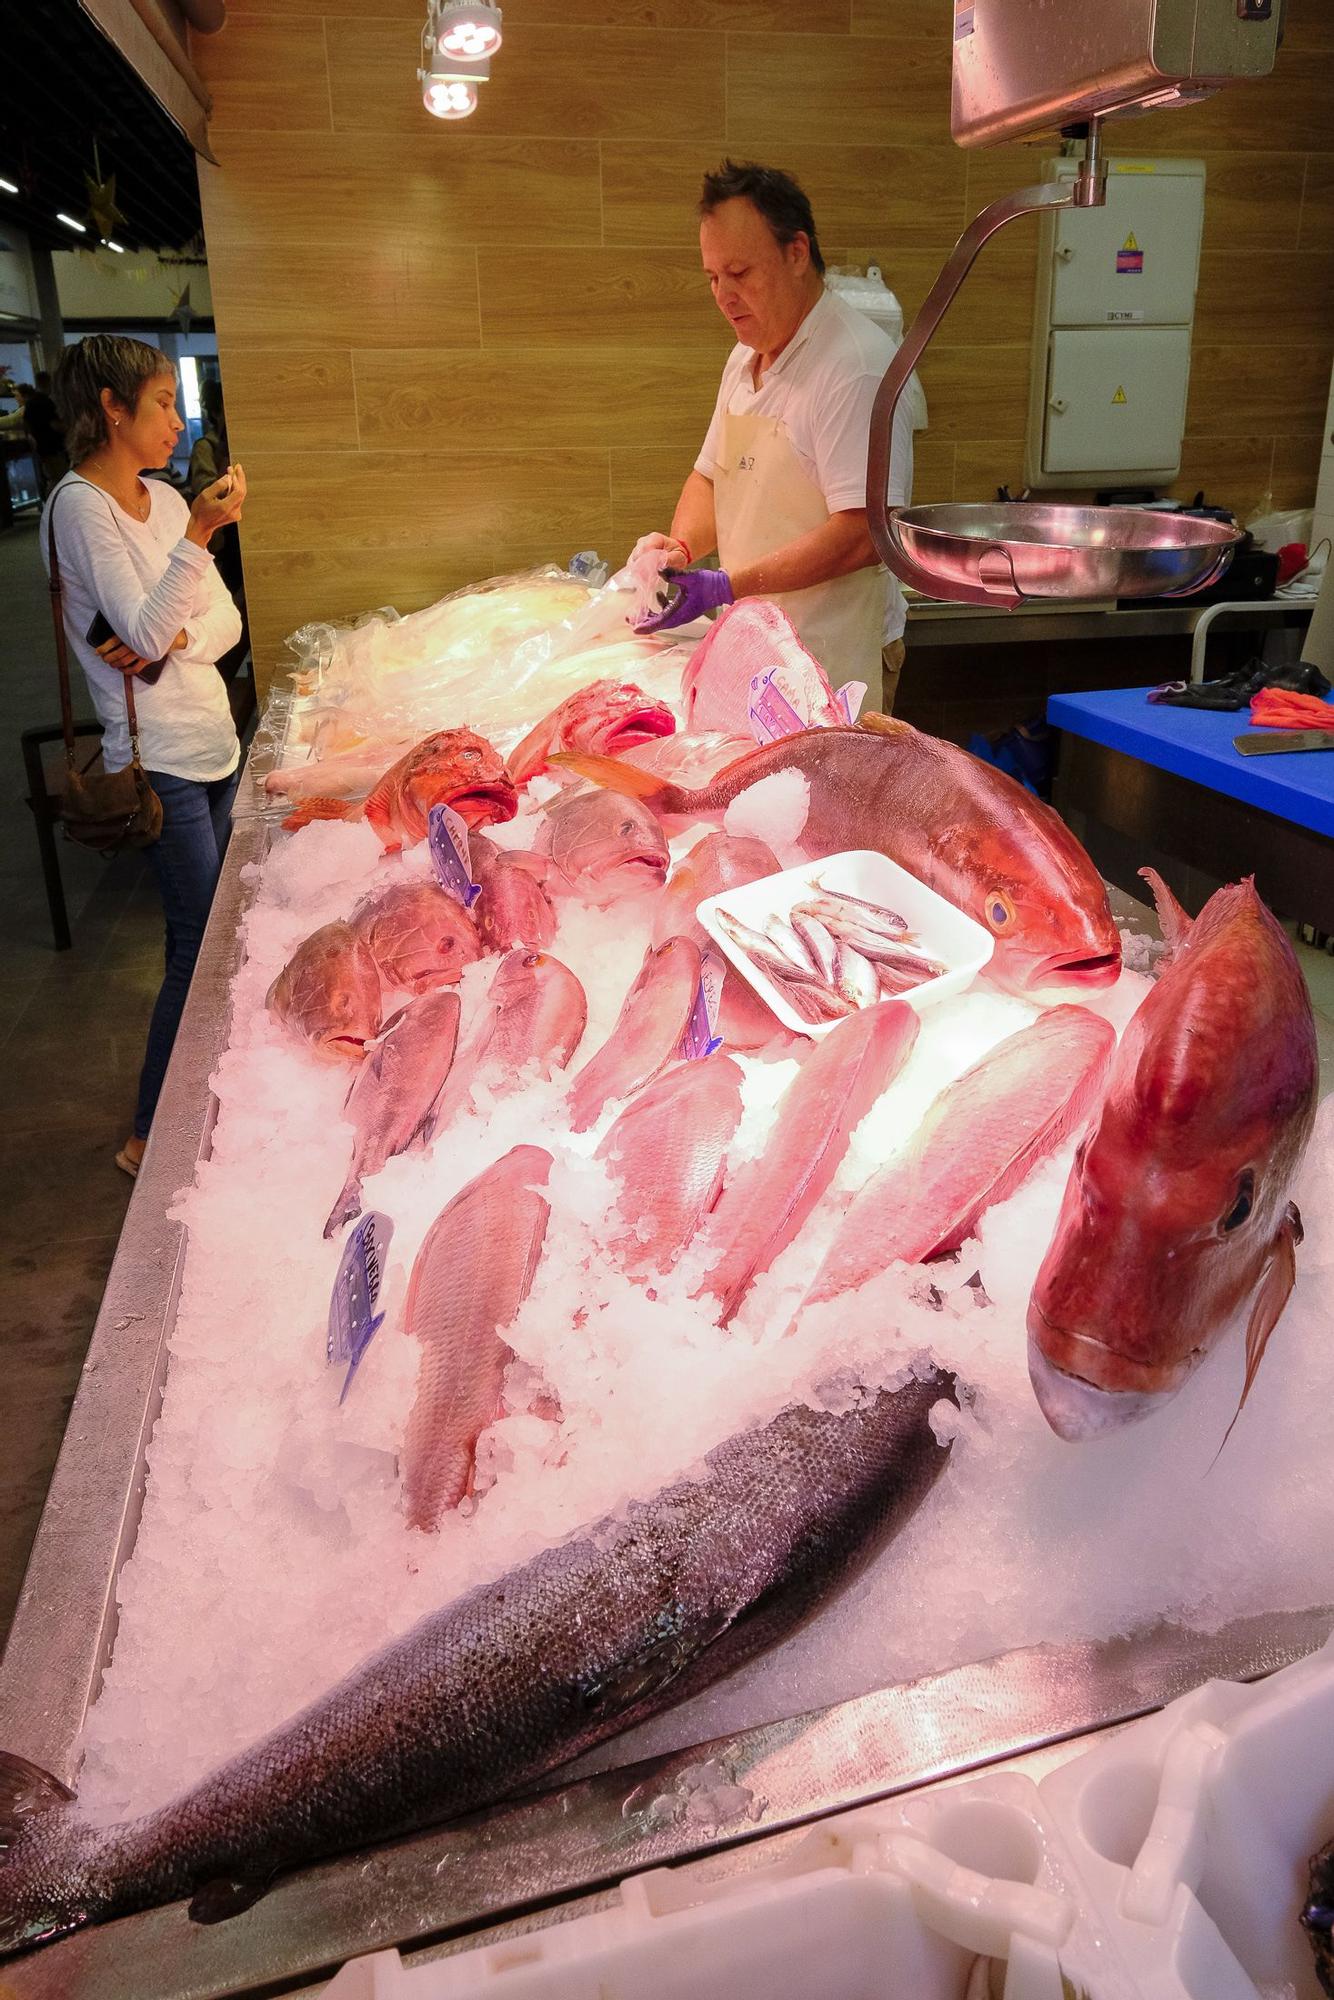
115, 1137, 145, 1179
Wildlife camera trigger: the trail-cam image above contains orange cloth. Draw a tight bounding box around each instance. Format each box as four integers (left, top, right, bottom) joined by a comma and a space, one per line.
1249, 688, 1334, 730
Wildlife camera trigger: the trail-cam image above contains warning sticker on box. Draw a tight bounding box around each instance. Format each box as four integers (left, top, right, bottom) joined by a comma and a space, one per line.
1116, 232, 1144, 274
1112, 385, 1128, 406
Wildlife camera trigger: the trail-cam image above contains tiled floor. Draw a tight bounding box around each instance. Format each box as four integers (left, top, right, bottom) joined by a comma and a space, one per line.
0, 514, 1331, 1667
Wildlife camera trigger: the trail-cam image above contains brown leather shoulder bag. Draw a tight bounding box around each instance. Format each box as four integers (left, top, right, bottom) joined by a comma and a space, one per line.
46, 483, 163, 853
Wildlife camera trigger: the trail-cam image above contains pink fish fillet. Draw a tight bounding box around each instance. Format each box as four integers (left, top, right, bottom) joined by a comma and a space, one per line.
596, 1056, 746, 1278
566, 936, 701, 1134
401, 1145, 553, 1531
696, 1001, 920, 1326
803, 1005, 1116, 1309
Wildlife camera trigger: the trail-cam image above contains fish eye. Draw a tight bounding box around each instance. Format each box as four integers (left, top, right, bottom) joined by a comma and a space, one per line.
619, 818, 637, 836
985, 889, 1016, 932
460, 747, 481, 761
1222, 1170, 1255, 1233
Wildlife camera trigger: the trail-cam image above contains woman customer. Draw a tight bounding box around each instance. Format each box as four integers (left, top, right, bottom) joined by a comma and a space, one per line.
42, 334, 248, 1177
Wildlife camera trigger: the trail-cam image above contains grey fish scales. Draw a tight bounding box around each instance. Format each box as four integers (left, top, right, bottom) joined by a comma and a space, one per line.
0, 1373, 953, 1954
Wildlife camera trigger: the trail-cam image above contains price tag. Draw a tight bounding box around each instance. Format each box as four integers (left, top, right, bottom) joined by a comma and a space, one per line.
748, 665, 812, 745
327, 1211, 394, 1404
836, 681, 869, 725
680, 949, 726, 1060
428, 803, 481, 908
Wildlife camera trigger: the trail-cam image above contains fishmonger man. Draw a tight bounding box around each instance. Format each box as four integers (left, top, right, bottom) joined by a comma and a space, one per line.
633, 159, 914, 706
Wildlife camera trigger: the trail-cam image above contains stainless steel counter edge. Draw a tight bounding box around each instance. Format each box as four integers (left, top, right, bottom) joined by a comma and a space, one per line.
0, 814, 269, 1783
5, 1606, 1329, 1999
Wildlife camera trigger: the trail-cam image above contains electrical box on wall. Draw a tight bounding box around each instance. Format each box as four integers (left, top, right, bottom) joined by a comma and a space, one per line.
1024, 157, 1206, 489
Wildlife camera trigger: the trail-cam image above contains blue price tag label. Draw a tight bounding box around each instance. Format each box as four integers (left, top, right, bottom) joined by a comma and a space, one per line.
680, 949, 725, 1060
428, 803, 481, 908
327, 1210, 394, 1404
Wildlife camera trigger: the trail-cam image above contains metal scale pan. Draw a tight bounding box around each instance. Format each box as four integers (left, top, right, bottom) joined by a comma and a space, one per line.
863, 0, 1276, 610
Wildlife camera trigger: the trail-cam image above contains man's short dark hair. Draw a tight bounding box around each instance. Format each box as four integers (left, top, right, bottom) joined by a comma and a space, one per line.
699, 160, 825, 276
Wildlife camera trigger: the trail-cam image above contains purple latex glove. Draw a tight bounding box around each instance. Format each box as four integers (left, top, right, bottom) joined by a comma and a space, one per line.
635, 565, 733, 633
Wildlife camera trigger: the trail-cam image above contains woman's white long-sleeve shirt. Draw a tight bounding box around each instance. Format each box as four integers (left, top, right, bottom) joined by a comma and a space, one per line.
40, 472, 242, 780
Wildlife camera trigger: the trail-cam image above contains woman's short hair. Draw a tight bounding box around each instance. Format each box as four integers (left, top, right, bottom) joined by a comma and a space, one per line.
698, 159, 825, 276
54, 335, 174, 465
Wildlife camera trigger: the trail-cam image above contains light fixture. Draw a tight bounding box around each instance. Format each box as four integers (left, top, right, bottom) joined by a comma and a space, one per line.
423, 76, 479, 118
434, 1, 501, 58
419, 2, 499, 119
0, 177, 17, 196
106, 239, 125, 253
57, 212, 87, 234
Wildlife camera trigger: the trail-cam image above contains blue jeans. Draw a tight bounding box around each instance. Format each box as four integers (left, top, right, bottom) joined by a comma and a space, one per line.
134, 767, 240, 1140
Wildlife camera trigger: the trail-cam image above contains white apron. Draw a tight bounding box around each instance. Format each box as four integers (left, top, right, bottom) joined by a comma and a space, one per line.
714, 408, 886, 688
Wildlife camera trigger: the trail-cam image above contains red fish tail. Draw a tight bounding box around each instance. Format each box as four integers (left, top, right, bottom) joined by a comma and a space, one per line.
281, 796, 358, 832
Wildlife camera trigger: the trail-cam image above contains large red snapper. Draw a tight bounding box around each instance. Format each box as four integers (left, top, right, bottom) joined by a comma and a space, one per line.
1027, 872, 1318, 1441
552, 715, 1120, 997
265, 922, 382, 1064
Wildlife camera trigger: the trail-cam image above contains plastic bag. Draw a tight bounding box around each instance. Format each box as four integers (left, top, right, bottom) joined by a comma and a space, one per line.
279, 564, 699, 758
1246, 507, 1314, 554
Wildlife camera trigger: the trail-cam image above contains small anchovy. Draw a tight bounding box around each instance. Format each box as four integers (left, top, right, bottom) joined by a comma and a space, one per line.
806, 880, 911, 933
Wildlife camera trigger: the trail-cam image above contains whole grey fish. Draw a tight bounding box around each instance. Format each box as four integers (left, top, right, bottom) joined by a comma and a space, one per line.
0, 1371, 953, 1954
323, 988, 461, 1239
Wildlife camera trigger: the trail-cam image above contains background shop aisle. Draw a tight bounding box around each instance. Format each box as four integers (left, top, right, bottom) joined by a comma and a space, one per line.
0, 517, 159, 1645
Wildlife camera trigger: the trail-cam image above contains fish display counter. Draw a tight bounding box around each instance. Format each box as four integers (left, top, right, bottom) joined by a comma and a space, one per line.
2, 572, 1333, 1999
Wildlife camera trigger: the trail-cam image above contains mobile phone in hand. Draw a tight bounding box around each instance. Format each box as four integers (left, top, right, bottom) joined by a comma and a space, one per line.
86, 611, 170, 685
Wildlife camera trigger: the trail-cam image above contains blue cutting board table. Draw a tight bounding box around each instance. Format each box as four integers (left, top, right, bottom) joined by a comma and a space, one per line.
1047, 687, 1334, 927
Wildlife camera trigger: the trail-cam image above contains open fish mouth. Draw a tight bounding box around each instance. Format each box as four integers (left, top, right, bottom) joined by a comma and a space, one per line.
446, 783, 519, 826
1025, 951, 1121, 991
605, 715, 675, 751
1025, 1303, 1183, 1438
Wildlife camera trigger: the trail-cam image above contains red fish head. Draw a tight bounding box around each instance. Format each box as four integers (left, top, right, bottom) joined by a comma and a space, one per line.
547, 790, 670, 904
576, 684, 677, 757
939, 784, 1121, 996
266, 922, 382, 1063
351, 882, 481, 994
1027, 884, 1317, 1439
403, 730, 519, 833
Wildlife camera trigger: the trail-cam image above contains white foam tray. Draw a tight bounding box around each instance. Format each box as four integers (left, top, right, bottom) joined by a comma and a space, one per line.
695, 849, 995, 1038
325, 1627, 1334, 1999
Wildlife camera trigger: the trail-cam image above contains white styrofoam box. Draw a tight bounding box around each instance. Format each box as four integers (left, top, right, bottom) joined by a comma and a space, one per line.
1041, 1625, 1334, 2000
323, 1772, 1132, 2000
1042, 327, 1192, 476
694, 849, 995, 1039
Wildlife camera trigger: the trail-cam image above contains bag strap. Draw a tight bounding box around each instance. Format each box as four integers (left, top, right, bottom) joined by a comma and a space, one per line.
45, 485, 80, 772
47, 478, 146, 774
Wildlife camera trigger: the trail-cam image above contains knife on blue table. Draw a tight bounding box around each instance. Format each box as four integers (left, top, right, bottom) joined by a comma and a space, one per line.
1233, 730, 1334, 756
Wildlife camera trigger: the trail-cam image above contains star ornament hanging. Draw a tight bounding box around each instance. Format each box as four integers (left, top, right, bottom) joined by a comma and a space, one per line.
83, 168, 127, 245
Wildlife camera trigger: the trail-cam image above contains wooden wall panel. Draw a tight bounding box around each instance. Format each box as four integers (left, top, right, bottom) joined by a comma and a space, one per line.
201, 12, 331, 132
194, 6, 1334, 689
353, 350, 718, 453
477, 249, 733, 348
601, 143, 967, 249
